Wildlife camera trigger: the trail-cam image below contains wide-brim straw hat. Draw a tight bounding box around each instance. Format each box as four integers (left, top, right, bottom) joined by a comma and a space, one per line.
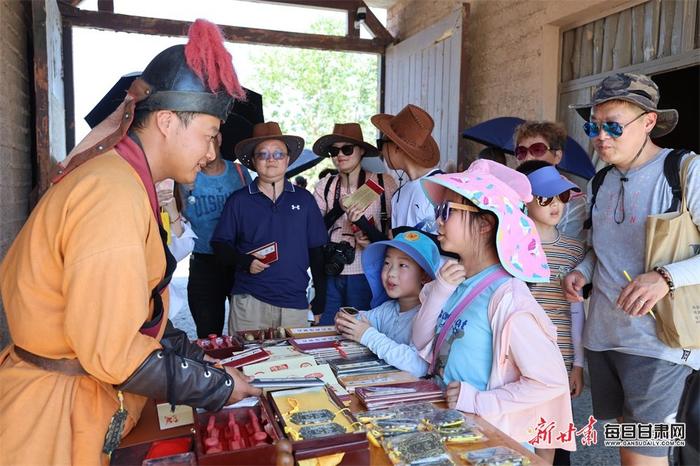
312, 123, 379, 158
234, 121, 304, 171
569, 72, 678, 138
371, 104, 440, 168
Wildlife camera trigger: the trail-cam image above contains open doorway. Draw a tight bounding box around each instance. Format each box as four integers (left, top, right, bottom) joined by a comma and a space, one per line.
651, 65, 700, 153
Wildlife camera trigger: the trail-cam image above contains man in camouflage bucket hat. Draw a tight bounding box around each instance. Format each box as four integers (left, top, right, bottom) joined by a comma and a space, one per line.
563, 72, 700, 464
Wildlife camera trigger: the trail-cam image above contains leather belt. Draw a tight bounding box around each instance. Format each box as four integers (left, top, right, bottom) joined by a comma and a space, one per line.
14, 346, 88, 376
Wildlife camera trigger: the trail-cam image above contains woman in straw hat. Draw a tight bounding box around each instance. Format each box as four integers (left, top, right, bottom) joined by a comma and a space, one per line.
312, 123, 397, 325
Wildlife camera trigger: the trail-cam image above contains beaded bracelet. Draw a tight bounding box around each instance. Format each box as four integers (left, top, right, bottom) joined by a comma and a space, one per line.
653, 266, 675, 298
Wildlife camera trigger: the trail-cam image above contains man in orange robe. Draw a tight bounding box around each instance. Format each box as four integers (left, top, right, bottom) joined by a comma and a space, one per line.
0, 20, 260, 465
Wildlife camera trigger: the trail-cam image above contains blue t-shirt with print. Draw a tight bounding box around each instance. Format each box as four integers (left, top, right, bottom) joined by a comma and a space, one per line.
182, 160, 252, 254
435, 264, 509, 389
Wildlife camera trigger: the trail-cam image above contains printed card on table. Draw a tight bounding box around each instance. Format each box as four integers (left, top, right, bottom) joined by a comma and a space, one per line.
156, 403, 195, 430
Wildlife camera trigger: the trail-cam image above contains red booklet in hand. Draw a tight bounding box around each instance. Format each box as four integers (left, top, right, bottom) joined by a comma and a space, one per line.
247, 242, 278, 264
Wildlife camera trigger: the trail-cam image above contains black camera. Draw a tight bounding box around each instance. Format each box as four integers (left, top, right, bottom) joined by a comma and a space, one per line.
323, 241, 355, 276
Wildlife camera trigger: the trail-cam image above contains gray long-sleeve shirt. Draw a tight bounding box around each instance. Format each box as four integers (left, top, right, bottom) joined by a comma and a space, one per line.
576, 148, 700, 369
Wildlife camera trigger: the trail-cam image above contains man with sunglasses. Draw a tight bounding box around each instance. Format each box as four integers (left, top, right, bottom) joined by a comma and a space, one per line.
312, 123, 397, 325
563, 73, 700, 466
514, 121, 587, 243
211, 122, 328, 332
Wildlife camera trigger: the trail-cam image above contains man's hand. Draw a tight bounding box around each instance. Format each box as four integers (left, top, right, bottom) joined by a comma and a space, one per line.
446, 381, 461, 409
249, 254, 270, 274
569, 366, 584, 399
439, 261, 466, 286
562, 271, 585, 303
224, 366, 262, 404
313, 314, 322, 325
335, 312, 370, 343
617, 270, 669, 317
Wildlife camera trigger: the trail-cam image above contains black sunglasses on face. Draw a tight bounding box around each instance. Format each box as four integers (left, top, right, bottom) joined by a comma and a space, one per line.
376, 138, 391, 151
536, 190, 571, 207
328, 144, 355, 157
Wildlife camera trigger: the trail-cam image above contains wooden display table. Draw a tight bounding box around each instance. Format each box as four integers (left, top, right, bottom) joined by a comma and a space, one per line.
116, 396, 547, 465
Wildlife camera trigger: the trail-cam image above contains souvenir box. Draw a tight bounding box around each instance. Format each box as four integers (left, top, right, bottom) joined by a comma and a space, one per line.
266, 385, 369, 465
110, 400, 196, 465
193, 334, 245, 360
193, 398, 283, 465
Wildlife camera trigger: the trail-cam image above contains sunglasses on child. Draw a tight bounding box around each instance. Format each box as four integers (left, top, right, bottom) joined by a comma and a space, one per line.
583, 111, 647, 138
514, 143, 558, 161
535, 190, 571, 207
434, 201, 479, 223
254, 150, 288, 161
327, 144, 355, 157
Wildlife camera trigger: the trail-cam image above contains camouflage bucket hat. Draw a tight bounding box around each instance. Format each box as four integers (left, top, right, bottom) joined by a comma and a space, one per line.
570, 72, 678, 138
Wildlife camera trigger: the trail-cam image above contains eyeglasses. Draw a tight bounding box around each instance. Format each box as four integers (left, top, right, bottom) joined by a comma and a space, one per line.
514, 142, 557, 161
535, 190, 571, 207
328, 144, 355, 157
376, 138, 391, 151
254, 150, 288, 161
583, 112, 647, 138
434, 201, 479, 223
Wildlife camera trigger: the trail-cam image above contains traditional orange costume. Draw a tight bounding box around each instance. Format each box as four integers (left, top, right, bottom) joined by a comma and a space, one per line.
0, 19, 245, 465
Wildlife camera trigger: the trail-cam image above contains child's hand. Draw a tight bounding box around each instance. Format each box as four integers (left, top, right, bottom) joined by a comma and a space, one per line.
335, 312, 371, 343
439, 261, 466, 285
446, 381, 461, 409
569, 366, 584, 398
562, 271, 585, 302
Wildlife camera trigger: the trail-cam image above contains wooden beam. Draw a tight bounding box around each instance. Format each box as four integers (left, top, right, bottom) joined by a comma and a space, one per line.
254, 0, 358, 10
62, 23, 75, 153
58, 3, 388, 53
97, 0, 114, 13
348, 7, 360, 39
361, 1, 394, 44
456, 4, 469, 170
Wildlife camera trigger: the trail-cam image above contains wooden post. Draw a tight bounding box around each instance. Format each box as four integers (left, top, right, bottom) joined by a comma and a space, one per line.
32, 0, 66, 196
62, 23, 75, 153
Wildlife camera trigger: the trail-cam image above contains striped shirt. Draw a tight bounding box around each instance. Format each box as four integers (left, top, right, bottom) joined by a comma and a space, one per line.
530, 232, 585, 373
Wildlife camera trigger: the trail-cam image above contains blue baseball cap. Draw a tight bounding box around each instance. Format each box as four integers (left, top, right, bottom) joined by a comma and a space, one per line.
362, 230, 441, 308
526, 166, 581, 198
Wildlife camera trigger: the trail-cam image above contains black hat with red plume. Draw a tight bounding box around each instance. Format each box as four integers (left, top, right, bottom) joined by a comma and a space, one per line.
138, 19, 245, 120
50, 19, 244, 185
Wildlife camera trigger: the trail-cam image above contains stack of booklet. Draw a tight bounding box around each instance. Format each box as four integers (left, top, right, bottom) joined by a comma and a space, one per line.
355, 380, 445, 409
337, 371, 419, 393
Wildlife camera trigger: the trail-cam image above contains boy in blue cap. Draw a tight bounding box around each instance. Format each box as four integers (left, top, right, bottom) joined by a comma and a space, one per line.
517, 160, 586, 464
335, 230, 440, 377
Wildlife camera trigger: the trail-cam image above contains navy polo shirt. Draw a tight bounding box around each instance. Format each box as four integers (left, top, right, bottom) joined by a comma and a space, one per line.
211, 179, 328, 309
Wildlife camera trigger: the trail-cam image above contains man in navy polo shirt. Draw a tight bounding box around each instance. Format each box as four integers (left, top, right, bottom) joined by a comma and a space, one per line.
211, 122, 328, 332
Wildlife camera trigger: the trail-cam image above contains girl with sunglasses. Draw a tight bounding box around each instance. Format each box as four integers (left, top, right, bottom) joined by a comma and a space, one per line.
412, 160, 575, 462
516, 160, 586, 465
312, 123, 397, 325
514, 121, 587, 244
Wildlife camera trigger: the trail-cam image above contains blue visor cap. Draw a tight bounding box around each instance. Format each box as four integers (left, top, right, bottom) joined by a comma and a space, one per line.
362, 230, 441, 308
526, 166, 581, 198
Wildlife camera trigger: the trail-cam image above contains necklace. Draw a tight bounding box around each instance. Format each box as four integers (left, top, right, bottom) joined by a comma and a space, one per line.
613, 137, 648, 225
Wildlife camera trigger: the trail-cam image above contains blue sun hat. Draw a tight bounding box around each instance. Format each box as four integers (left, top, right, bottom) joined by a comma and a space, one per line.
526, 165, 581, 197
362, 230, 441, 307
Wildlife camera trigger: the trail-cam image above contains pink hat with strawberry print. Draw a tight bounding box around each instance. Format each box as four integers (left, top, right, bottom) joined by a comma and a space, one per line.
421, 159, 550, 283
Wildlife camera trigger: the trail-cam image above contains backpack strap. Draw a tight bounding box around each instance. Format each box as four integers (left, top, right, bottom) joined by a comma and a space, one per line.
234, 163, 247, 186
377, 173, 388, 234
663, 149, 690, 213
583, 165, 615, 230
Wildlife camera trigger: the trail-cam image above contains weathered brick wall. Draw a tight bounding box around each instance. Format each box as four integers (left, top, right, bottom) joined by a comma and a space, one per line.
0, 0, 33, 347
387, 0, 552, 155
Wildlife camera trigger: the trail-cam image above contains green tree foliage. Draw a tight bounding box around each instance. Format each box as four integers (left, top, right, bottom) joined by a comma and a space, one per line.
249, 18, 380, 183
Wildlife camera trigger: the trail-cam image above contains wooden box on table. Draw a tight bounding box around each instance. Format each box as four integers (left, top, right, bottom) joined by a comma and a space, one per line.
266, 386, 369, 465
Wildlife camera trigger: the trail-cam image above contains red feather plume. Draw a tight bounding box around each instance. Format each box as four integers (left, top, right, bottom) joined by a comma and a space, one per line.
185, 19, 245, 100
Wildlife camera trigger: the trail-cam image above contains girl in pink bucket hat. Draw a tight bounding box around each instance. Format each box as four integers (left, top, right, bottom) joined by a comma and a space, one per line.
411, 160, 575, 460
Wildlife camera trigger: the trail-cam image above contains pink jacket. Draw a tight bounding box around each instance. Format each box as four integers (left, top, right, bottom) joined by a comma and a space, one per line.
413, 275, 576, 451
